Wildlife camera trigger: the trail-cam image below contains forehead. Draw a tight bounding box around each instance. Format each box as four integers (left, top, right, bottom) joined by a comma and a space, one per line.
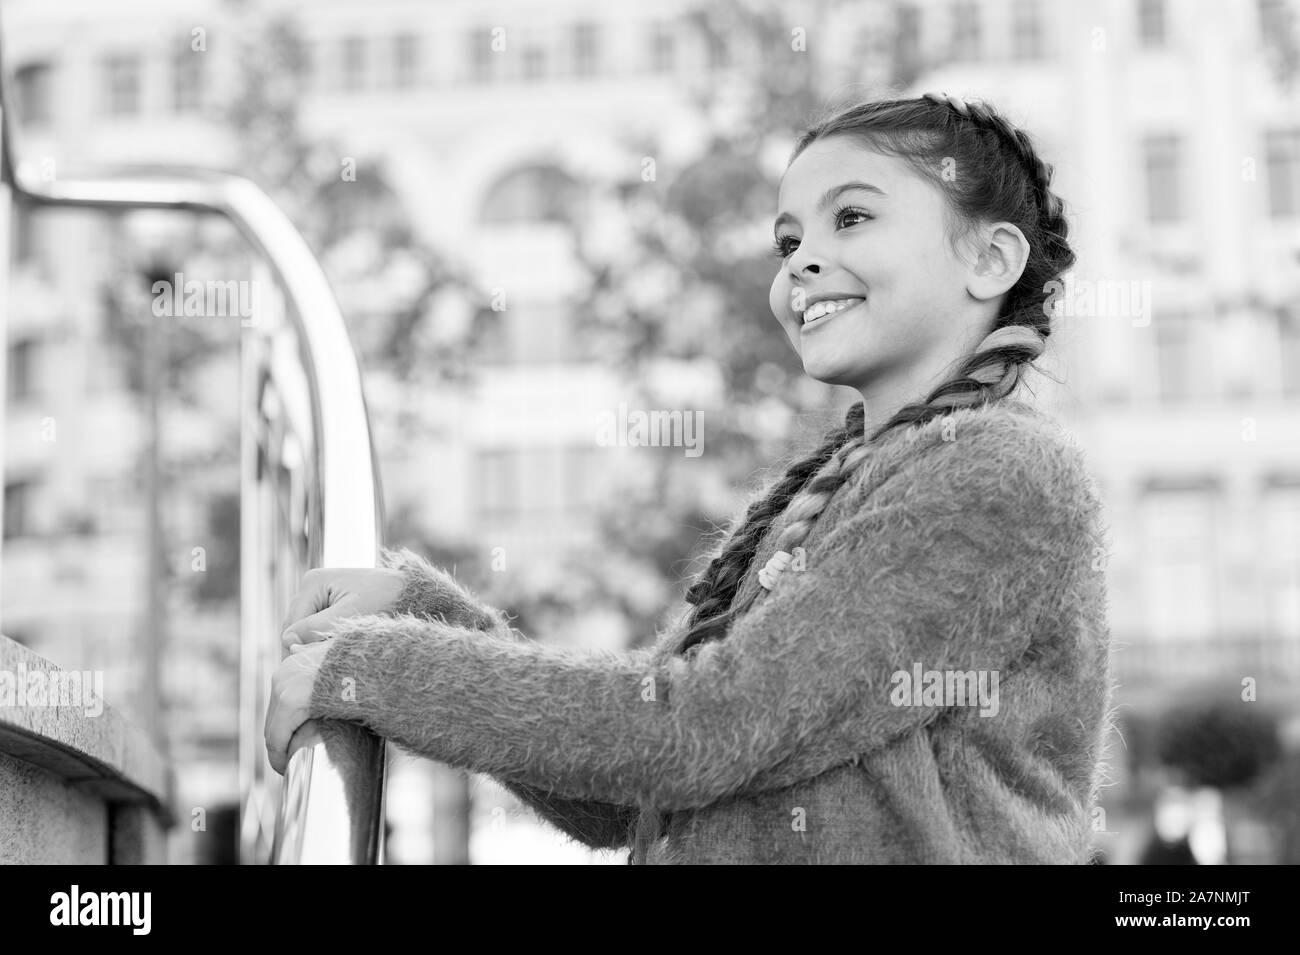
777, 136, 913, 207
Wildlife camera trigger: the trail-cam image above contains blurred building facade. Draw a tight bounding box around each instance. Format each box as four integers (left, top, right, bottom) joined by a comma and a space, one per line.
3, 0, 1298, 863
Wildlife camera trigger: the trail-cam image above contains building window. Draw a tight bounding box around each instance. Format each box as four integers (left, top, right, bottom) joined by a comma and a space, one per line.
479, 164, 581, 225
394, 34, 420, 87
341, 35, 366, 91
562, 446, 603, 512
172, 48, 204, 112
1137, 0, 1166, 46
1141, 485, 1219, 644
1153, 311, 1209, 403
573, 22, 600, 77
3, 480, 35, 539
949, 1, 981, 62
1281, 309, 1300, 398
475, 307, 511, 365
1259, 0, 1292, 41
528, 306, 572, 364
1143, 133, 1184, 224
1011, 0, 1044, 60
14, 62, 54, 127
469, 26, 496, 83
649, 21, 676, 73
302, 40, 324, 90
476, 446, 599, 522
7, 337, 40, 403
478, 449, 517, 522
476, 304, 574, 366
1265, 128, 1300, 219
102, 54, 141, 117
476, 449, 518, 522
1262, 485, 1300, 641
85, 335, 122, 395
11, 204, 38, 264
533, 447, 565, 514
89, 476, 137, 534
522, 44, 546, 81
705, 30, 730, 70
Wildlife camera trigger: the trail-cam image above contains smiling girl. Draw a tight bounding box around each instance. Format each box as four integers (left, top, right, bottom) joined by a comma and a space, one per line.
266, 92, 1115, 865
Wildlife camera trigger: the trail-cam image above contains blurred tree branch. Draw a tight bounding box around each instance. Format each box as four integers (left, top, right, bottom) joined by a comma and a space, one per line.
548, 0, 925, 635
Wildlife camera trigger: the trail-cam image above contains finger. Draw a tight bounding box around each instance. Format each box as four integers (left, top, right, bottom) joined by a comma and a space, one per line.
282, 595, 361, 650
282, 596, 358, 649
265, 698, 294, 777
263, 695, 283, 775
280, 574, 332, 634
268, 698, 314, 777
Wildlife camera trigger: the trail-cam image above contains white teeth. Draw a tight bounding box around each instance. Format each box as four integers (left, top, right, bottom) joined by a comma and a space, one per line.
801, 297, 862, 323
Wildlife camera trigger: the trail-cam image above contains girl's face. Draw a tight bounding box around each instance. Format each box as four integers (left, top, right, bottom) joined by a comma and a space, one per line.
768, 136, 982, 392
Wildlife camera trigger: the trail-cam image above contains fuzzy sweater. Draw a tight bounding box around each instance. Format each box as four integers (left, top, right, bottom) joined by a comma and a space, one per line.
307, 396, 1116, 864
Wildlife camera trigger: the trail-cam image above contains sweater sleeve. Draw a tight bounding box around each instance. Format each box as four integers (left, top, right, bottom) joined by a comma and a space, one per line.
376, 546, 640, 850
310, 413, 1096, 812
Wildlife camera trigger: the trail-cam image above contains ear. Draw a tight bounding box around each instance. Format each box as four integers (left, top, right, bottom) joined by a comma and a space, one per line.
965, 222, 1029, 302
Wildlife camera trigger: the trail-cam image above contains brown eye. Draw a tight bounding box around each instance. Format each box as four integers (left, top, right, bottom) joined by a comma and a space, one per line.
834, 205, 873, 229
770, 235, 798, 258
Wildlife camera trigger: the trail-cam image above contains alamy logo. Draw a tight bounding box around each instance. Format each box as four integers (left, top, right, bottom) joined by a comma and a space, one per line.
152, 272, 259, 325
1042, 271, 1152, 327
50, 885, 151, 935
595, 403, 703, 458
889, 663, 1000, 717
0, 664, 103, 717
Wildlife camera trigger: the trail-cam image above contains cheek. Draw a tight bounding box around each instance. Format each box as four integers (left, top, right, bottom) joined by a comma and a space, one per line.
857, 240, 941, 313
909, 235, 967, 300
769, 273, 792, 321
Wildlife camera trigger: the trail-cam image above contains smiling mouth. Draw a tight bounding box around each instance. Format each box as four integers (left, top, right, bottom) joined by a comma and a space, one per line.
800, 297, 865, 329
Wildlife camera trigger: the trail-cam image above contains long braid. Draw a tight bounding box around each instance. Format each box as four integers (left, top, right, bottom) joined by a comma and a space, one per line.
680, 405, 860, 625
670, 323, 1045, 660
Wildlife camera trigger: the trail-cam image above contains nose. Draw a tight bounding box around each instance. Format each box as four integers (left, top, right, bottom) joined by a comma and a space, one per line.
786, 243, 823, 282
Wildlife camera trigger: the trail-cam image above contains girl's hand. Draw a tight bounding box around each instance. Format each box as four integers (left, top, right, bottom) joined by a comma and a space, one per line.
280, 566, 405, 650
264, 640, 332, 775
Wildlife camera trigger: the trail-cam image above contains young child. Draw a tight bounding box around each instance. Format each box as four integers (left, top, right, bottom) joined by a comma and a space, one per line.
267, 92, 1116, 864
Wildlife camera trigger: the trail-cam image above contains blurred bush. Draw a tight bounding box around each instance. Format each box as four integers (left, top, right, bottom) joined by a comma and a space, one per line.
1155, 700, 1282, 789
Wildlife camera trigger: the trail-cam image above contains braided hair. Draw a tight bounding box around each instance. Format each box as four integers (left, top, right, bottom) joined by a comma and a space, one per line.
668, 93, 1077, 660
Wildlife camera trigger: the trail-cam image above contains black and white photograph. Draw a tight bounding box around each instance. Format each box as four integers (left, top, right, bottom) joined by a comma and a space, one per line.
0, 0, 1296, 903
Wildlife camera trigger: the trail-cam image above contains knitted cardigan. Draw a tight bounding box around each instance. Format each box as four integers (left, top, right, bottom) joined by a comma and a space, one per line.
306, 396, 1116, 864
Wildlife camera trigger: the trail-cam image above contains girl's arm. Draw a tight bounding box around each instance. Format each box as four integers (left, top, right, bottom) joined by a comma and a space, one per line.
378, 547, 640, 850
496, 785, 638, 850
312, 412, 1100, 812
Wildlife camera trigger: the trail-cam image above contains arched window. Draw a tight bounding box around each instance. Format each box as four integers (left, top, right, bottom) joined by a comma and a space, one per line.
15, 61, 54, 126
311, 169, 410, 241
479, 164, 581, 225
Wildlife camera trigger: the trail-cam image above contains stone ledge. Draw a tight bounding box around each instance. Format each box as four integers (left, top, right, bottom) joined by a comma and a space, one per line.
0, 634, 175, 823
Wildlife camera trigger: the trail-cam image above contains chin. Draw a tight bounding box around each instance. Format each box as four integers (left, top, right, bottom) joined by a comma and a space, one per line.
800, 360, 856, 387
795, 344, 844, 378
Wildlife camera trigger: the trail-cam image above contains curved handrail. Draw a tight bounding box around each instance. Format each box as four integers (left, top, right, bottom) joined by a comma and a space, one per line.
0, 50, 387, 862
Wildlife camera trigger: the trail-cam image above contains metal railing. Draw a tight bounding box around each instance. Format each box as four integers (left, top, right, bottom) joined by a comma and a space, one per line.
0, 36, 387, 863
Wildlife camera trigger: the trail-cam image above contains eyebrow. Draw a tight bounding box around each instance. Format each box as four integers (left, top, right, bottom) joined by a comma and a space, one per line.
773, 180, 887, 233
